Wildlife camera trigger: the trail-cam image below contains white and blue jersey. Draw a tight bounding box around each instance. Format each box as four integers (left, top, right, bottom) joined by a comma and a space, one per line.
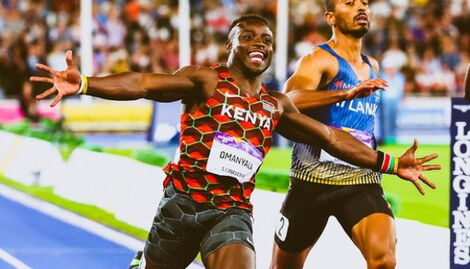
290, 43, 381, 185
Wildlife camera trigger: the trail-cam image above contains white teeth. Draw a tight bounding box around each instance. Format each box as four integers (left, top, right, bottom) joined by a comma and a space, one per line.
249, 52, 264, 60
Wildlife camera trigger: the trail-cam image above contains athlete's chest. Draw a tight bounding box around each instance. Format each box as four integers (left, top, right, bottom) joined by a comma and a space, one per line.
194, 85, 279, 183
206, 83, 280, 131
322, 54, 374, 88
320, 63, 380, 123
345, 61, 371, 81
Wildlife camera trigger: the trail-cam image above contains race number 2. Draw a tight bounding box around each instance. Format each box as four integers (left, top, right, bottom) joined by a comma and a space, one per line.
276, 214, 289, 242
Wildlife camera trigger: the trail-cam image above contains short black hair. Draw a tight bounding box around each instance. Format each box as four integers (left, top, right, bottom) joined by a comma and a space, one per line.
324, 0, 336, 11
228, 14, 270, 34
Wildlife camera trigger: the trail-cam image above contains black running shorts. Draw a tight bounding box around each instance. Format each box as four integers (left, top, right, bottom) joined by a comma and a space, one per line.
274, 178, 394, 253
141, 183, 254, 269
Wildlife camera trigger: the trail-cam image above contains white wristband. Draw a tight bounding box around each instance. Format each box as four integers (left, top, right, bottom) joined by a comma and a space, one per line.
76, 76, 84, 95
75, 75, 88, 95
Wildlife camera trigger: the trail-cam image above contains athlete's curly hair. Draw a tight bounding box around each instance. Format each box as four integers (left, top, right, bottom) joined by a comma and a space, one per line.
324, 0, 337, 11
228, 14, 270, 36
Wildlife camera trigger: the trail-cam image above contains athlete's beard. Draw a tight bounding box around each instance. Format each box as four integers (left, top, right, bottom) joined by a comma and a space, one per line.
335, 17, 370, 39
345, 27, 369, 38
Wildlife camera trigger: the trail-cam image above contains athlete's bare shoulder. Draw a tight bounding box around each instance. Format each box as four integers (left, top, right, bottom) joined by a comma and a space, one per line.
363, 55, 380, 74
295, 47, 337, 74
285, 46, 338, 93
174, 65, 219, 98
267, 91, 294, 115
268, 90, 285, 100
174, 65, 218, 83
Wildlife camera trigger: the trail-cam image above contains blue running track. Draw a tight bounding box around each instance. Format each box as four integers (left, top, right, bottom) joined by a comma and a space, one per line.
0, 257, 15, 269
0, 193, 134, 269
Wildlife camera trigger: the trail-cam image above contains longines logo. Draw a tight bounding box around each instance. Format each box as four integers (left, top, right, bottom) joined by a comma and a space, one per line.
453, 105, 470, 113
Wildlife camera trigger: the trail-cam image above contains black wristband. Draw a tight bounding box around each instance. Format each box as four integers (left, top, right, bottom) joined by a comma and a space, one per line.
375, 150, 385, 172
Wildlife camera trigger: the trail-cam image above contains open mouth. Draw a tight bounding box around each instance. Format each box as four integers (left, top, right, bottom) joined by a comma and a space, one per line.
355, 14, 369, 24
248, 51, 266, 64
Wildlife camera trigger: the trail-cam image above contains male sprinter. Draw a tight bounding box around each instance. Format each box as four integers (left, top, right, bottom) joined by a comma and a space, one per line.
32, 15, 439, 269
271, 1, 430, 269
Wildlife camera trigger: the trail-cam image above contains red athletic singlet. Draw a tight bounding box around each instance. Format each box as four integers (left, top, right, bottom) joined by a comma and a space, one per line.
163, 64, 280, 211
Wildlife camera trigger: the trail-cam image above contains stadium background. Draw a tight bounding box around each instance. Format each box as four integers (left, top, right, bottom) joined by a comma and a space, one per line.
0, 0, 468, 268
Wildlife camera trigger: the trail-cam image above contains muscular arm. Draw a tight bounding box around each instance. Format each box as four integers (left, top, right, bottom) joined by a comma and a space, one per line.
283, 51, 346, 112
274, 92, 377, 169
465, 64, 470, 102
32, 51, 217, 106
284, 50, 386, 113
274, 92, 440, 194
86, 66, 212, 102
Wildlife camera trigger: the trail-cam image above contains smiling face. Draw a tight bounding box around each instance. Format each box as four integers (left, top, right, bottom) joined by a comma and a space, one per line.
226, 18, 274, 76
325, 0, 371, 38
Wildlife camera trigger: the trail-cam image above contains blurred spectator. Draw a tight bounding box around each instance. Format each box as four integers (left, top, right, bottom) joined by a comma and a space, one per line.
381, 38, 407, 70
455, 52, 470, 95
1, 37, 30, 96
0, 33, 39, 121
20, 78, 39, 122
415, 47, 452, 95
47, 42, 68, 71
105, 4, 127, 48
0, 0, 468, 100
380, 56, 405, 144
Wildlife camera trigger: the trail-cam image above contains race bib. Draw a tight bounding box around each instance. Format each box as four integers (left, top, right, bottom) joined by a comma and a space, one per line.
206, 132, 263, 183
319, 126, 374, 168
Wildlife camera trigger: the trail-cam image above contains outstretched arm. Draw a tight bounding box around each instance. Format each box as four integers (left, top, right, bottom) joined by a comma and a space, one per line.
465, 63, 470, 102
274, 93, 440, 194
31, 50, 215, 106
275, 92, 377, 168
284, 51, 387, 113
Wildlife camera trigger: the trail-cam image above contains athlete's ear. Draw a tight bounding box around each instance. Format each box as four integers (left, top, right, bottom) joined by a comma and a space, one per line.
225, 41, 232, 54
324, 11, 335, 26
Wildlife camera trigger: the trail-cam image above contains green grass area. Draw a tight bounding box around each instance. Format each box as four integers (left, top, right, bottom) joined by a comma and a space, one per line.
0, 120, 169, 167
0, 175, 148, 240
0, 119, 449, 230
104, 148, 169, 167
380, 144, 449, 228
257, 144, 450, 228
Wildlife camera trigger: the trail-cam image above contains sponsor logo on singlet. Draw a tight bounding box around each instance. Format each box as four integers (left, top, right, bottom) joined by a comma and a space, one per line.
335, 100, 378, 117
333, 80, 379, 117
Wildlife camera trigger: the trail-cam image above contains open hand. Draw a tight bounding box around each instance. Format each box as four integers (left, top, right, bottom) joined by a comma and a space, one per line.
345, 78, 388, 100
396, 139, 441, 195
30, 50, 81, 107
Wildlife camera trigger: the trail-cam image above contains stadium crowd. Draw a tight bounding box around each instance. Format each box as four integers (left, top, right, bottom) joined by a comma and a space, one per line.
0, 0, 468, 100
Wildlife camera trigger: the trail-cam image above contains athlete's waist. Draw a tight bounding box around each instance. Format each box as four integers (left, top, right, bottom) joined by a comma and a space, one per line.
290, 168, 381, 185
308, 106, 377, 132
164, 161, 255, 179
330, 124, 374, 138
163, 172, 254, 212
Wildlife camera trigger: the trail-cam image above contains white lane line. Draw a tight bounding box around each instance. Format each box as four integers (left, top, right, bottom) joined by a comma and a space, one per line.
0, 183, 144, 251
0, 248, 32, 269
0, 184, 204, 268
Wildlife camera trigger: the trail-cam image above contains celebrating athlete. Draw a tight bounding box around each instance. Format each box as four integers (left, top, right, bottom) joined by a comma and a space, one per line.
270, 1, 439, 269
31, 14, 439, 269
